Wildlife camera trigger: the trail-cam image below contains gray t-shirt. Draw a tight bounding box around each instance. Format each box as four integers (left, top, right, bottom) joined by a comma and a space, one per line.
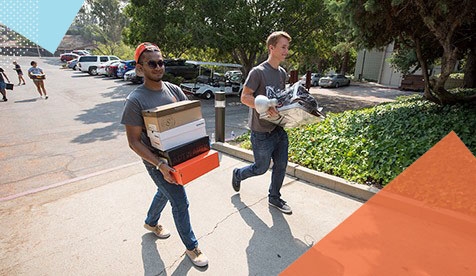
120, 82, 188, 153
244, 61, 287, 132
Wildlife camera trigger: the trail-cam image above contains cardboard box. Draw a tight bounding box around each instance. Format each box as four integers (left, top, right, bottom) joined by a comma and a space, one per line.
171, 150, 220, 185
142, 100, 202, 132
147, 118, 207, 151
30, 74, 46, 79
157, 136, 210, 166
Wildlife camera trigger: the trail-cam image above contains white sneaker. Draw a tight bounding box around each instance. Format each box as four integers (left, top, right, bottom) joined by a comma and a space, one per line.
185, 247, 209, 267
143, 224, 171, 239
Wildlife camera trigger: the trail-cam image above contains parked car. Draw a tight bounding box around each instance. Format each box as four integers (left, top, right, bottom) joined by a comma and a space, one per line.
318, 74, 351, 88
124, 70, 143, 84
97, 60, 119, 76
67, 59, 78, 70
300, 73, 322, 87
116, 60, 136, 79
106, 60, 122, 78
60, 53, 79, 62
77, 55, 120, 75
72, 49, 90, 56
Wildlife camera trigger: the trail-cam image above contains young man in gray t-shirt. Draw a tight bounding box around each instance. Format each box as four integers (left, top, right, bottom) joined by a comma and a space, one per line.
232, 31, 293, 214
120, 42, 208, 267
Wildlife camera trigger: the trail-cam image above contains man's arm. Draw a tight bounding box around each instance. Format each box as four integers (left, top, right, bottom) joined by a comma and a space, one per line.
125, 124, 177, 184
240, 85, 255, 108
240, 85, 278, 116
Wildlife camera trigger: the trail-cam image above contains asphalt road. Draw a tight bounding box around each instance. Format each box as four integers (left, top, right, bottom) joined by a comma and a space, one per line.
0, 56, 413, 200
0, 56, 250, 200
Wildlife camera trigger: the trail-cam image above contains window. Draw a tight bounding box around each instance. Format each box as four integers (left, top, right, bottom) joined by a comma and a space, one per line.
79, 56, 98, 62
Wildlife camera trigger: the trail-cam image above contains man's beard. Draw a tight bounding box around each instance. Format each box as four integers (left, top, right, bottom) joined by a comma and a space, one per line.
146, 72, 163, 83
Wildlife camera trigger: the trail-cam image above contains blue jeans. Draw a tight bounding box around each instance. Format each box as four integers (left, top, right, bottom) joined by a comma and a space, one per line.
143, 161, 198, 250
235, 126, 289, 201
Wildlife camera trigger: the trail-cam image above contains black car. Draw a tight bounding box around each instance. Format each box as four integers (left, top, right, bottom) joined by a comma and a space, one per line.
164, 59, 199, 80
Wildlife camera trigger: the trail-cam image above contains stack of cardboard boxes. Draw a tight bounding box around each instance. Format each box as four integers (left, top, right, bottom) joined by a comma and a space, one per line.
142, 100, 219, 185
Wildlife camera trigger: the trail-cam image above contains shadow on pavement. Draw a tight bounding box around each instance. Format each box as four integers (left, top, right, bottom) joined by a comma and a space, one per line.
71, 73, 93, 78
231, 194, 309, 275
170, 255, 208, 275
71, 84, 133, 144
14, 98, 40, 103
141, 233, 166, 276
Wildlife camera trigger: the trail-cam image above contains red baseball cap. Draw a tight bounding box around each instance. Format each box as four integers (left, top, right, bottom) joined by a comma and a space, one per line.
134, 42, 160, 63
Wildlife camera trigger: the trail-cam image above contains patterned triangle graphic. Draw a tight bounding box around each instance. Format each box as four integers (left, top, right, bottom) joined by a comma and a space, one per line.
0, 0, 85, 53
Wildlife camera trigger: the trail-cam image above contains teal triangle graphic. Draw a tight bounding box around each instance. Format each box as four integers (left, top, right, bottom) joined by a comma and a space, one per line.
0, 0, 85, 53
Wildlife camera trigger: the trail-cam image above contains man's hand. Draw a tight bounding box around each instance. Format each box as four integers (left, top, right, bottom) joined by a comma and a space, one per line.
158, 163, 178, 184
267, 106, 279, 117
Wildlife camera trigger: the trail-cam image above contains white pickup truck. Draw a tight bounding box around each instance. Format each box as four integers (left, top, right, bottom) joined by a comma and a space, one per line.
77, 55, 120, 75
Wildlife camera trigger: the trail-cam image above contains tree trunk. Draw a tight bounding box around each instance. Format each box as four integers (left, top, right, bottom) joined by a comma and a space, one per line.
340, 51, 350, 74
413, 0, 476, 104
233, 48, 257, 78
432, 48, 476, 104
414, 38, 439, 103
464, 45, 476, 88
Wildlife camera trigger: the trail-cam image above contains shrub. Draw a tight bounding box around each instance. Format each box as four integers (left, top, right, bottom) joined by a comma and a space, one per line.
236, 94, 476, 187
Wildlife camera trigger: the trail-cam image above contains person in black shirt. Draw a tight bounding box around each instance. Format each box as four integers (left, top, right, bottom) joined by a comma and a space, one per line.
12, 61, 26, 85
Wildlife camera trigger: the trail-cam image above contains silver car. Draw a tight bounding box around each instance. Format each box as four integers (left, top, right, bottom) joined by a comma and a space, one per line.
299, 73, 322, 87
318, 74, 350, 88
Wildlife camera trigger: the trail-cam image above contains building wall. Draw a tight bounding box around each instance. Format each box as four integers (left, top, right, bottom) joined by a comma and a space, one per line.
379, 43, 403, 87
354, 49, 385, 82
354, 42, 403, 87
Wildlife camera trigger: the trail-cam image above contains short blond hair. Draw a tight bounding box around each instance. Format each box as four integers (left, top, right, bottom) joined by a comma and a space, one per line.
266, 31, 292, 48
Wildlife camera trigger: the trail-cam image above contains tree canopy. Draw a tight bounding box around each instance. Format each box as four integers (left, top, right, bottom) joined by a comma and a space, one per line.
329, 0, 476, 104
123, 0, 344, 75
70, 0, 130, 56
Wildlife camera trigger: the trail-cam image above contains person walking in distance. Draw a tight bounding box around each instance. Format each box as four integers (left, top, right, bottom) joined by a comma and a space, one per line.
232, 31, 293, 214
12, 61, 26, 85
120, 42, 208, 267
0, 67, 11, 102
28, 61, 48, 99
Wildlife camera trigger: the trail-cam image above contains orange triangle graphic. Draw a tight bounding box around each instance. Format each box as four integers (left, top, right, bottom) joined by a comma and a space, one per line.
282, 131, 476, 275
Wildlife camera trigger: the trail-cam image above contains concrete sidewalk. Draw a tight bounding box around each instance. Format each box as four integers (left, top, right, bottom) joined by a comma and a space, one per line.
0, 147, 365, 275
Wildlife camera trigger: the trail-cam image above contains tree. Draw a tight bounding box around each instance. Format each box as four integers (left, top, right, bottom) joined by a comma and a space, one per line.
123, 0, 333, 75
70, 0, 130, 56
331, 0, 476, 105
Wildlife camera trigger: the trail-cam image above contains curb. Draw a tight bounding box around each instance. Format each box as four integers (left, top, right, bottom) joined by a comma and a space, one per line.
212, 142, 379, 201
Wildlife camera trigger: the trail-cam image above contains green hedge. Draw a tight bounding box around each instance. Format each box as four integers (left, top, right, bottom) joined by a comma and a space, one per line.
237, 93, 476, 187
